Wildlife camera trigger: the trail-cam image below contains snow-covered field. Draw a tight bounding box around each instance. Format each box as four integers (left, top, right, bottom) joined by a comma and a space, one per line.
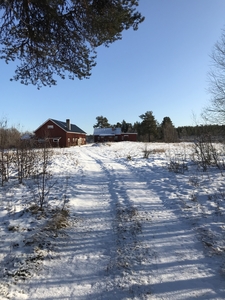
0, 141, 225, 299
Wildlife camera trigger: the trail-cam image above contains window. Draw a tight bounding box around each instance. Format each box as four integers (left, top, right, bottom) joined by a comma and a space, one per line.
68, 138, 70, 142
47, 125, 54, 129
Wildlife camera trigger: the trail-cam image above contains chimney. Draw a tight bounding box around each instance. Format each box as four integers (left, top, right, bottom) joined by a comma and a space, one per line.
66, 119, 71, 131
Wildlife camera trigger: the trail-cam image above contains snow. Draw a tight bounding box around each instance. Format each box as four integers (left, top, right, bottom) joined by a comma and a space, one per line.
93, 127, 121, 135
0, 141, 225, 299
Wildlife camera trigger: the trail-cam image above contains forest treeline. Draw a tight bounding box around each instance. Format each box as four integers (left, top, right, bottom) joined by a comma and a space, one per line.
93, 113, 225, 142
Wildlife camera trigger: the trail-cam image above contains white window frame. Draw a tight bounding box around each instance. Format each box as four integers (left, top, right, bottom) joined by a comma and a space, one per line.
47, 125, 54, 129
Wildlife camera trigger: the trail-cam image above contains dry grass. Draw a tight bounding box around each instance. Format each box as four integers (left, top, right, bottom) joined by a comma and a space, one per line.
151, 148, 166, 153
45, 208, 70, 231
143, 147, 166, 158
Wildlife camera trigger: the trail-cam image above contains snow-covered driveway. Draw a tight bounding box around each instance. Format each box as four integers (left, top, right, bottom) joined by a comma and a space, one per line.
4, 143, 225, 299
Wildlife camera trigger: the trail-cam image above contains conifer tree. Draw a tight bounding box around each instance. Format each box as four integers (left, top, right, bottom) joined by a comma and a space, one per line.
93, 116, 110, 128
161, 117, 178, 142
0, 0, 144, 88
139, 111, 157, 142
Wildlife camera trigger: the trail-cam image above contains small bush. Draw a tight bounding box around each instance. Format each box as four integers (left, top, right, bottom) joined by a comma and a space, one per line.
167, 147, 188, 174
168, 160, 188, 174
189, 176, 200, 188
142, 144, 151, 158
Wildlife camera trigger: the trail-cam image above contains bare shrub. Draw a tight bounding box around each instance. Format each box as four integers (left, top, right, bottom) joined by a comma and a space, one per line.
190, 191, 198, 202
189, 176, 200, 188
168, 159, 188, 174
167, 147, 188, 174
13, 140, 36, 184
143, 144, 151, 158
192, 134, 225, 172
0, 119, 9, 186
32, 142, 54, 209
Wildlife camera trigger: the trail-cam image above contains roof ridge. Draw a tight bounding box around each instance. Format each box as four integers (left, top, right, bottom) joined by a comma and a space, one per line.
50, 118, 86, 134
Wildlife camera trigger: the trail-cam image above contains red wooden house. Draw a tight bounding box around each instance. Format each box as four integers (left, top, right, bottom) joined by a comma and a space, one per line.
34, 118, 86, 147
93, 127, 137, 143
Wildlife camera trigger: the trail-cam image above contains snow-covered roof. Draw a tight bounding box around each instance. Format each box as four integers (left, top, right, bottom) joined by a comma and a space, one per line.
93, 127, 121, 136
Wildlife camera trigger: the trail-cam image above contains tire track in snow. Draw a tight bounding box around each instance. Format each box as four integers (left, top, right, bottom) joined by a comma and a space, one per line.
66, 146, 148, 299
117, 157, 225, 300
25, 148, 116, 300
86, 148, 154, 299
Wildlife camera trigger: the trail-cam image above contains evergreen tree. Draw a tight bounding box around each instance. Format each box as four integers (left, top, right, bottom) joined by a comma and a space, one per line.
139, 111, 157, 142
111, 122, 122, 128
121, 120, 129, 133
133, 121, 141, 138
93, 116, 110, 128
0, 0, 144, 88
161, 117, 178, 142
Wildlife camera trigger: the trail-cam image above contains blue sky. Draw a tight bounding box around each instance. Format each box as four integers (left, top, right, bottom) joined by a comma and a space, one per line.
1, 0, 225, 135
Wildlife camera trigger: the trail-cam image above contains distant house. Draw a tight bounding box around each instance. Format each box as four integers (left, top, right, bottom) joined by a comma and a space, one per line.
93, 127, 137, 143
34, 118, 86, 147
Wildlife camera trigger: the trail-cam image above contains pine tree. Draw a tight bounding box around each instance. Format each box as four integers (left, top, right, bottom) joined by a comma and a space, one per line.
0, 0, 144, 88
93, 116, 111, 128
139, 111, 157, 142
121, 120, 129, 133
